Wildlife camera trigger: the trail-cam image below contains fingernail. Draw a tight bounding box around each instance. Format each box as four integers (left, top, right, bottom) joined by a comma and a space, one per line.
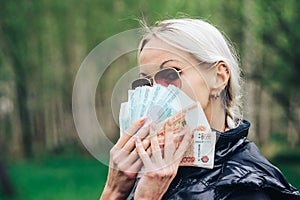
144, 118, 152, 126
142, 139, 150, 146
135, 136, 141, 143
166, 118, 172, 126
175, 113, 184, 121
138, 117, 147, 125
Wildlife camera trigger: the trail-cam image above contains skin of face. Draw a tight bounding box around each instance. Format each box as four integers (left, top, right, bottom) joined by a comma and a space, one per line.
139, 37, 217, 122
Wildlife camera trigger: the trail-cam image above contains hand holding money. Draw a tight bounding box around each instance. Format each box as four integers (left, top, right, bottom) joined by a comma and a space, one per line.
100, 118, 151, 200
119, 84, 216, 169
134, 117, 193, 199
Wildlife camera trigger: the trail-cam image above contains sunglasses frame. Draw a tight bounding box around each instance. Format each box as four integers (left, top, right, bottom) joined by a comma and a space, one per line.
131, 66, 193, 89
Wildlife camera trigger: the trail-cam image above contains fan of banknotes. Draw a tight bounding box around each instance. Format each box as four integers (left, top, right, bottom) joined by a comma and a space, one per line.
119, 84, 216, 168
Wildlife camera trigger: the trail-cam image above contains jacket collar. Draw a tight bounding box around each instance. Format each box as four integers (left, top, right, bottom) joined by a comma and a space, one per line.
213, 120, 250, 165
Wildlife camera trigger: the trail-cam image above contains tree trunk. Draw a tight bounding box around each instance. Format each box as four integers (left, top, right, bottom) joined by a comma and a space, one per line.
0, 159, 14, 198
12, 61, 32, 158
258, 88, 270, 145
242, 0, 258, 141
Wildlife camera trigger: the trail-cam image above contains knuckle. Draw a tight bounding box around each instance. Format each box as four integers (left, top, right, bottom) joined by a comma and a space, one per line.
147, 172, 158, 178
148, 168, 174, 179
111, 151, 121, 164
116, 162, 129, 172
111, 155, 118, 165
123, 171, 137, 179
115, 162, 122, 170
165, 169, 174, 178
109, 147, 116, 157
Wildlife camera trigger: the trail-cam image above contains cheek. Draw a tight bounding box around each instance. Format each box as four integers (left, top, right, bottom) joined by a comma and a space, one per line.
181, 76, 210, 109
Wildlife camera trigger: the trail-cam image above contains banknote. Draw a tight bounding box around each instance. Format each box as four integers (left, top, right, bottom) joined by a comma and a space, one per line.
119, 84, 216, 168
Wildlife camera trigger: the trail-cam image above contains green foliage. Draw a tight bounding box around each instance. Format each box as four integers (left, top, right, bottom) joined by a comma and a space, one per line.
271, 148, 300, 189
275, 163, 300, 190
2, 156, 108, 200
256, 0, 300, 107
2, 155, 299, 200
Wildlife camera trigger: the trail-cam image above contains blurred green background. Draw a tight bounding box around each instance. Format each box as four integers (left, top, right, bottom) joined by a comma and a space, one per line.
0, 0, 299, 199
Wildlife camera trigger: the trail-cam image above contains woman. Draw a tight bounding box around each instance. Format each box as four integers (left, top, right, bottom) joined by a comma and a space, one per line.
100, 18, 300, 199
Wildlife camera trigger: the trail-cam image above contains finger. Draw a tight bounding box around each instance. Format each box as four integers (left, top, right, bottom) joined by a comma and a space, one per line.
169, 111, 185, 124
150, 125, 163, 165
127, 159, 142, 174
117, 150, 138, 171
128, 147, 152, 175
115, 117, 146, 149
120, 138, 151, 166
174, 126, 192, 164
122, 123, 150, 151
142, 138, 151, 150
164, 118, 176, 163
135, 137, 153, 168
118, 139, 151, 171
113, 138, 150, 166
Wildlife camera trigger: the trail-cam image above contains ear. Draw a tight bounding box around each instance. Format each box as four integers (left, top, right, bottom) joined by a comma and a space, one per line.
211, 61, 230, 91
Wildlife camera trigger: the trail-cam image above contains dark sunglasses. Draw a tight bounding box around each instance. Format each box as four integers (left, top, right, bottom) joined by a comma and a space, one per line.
131, 67, 192, 89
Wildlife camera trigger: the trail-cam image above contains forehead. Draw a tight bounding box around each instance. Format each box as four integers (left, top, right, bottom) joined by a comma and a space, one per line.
139, 37, 195, 66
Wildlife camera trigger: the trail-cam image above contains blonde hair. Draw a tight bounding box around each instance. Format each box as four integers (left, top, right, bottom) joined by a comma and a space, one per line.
138, 18, 243, 129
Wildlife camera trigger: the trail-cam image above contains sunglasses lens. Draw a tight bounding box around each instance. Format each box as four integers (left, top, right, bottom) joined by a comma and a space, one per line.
155, 68, 181, 87
131, 78, 152, 89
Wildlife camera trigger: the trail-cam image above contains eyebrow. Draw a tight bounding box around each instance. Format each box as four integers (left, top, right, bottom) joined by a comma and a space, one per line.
139, 59, 176, 77
159, 59, 175, 69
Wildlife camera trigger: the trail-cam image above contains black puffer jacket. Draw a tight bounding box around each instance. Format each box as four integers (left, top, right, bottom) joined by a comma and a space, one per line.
127, 120, 300, 199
